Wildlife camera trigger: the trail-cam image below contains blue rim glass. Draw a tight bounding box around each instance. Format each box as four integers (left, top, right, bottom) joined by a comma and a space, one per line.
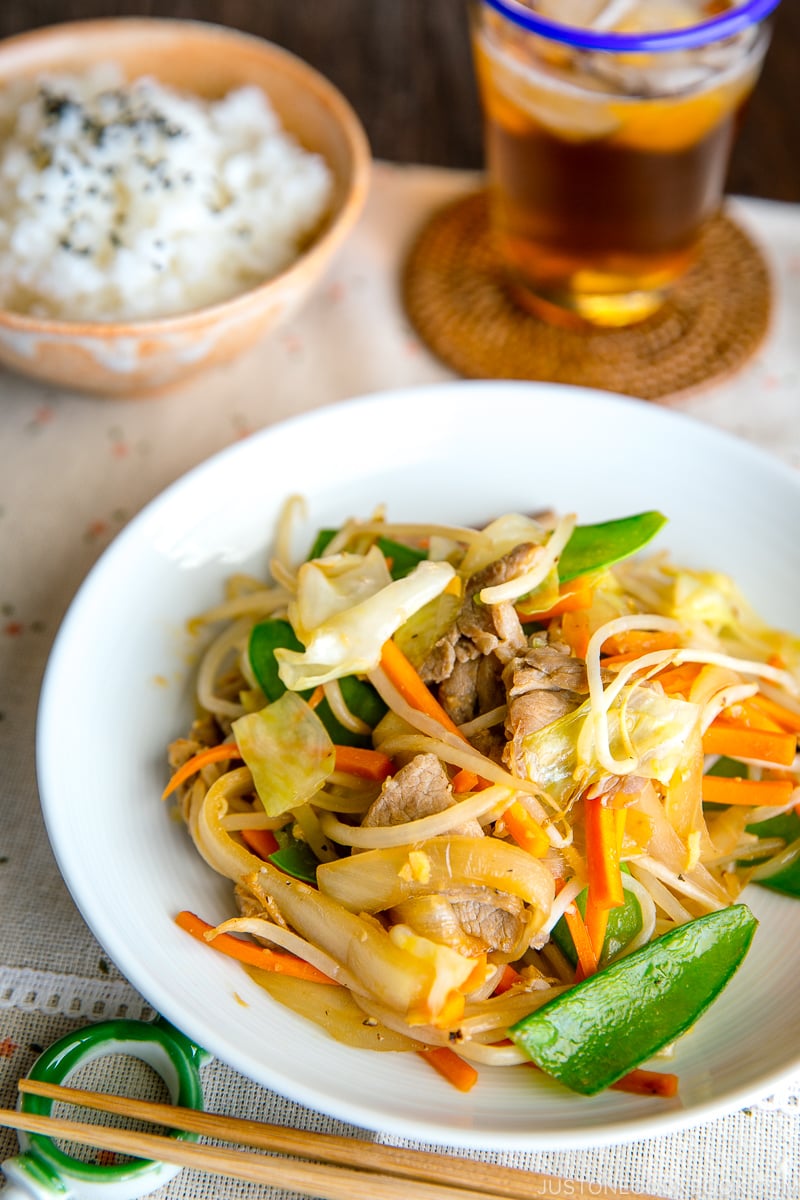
481, 0, 781, 51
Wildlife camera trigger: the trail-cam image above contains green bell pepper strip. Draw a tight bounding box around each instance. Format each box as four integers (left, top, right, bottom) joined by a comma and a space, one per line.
510, 904, 757, 1095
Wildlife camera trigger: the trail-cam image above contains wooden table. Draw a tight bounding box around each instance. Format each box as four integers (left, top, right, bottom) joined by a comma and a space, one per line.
1, 1, 797, 202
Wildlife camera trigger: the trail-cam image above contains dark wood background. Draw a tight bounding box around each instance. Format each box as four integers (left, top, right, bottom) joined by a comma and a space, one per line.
1, 1, 797, 203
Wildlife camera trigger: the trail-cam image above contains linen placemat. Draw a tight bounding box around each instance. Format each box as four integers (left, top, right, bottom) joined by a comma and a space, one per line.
1, 162, 799, 1200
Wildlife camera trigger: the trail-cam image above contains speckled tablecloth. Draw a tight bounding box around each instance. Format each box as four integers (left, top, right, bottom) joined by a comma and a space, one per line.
1, 161, 799, 1200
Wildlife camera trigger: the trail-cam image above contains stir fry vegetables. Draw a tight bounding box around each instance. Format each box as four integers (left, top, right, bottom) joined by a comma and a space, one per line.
165, 499, 800, 1098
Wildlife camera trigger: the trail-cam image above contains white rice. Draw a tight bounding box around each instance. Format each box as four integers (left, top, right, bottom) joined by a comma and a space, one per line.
0, 64, 334, 321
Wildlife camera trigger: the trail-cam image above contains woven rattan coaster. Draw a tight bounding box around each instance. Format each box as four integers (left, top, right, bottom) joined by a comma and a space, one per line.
403, 191, 771, 401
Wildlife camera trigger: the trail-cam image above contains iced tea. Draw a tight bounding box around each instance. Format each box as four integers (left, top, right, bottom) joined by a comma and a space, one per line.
470, 1, 774, 326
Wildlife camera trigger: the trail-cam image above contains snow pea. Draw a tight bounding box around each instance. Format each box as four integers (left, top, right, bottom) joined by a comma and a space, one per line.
745, 809, 800, 899
559, 511, 667, 583
269, 829, 321, 884
510, 904, 757, 1095
248, 619, 387, 749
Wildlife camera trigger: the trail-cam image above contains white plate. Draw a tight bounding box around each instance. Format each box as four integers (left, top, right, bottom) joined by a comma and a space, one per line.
37, 381, 800, 1149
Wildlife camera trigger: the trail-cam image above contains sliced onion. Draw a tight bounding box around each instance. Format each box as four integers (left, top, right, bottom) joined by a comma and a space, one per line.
249, 971, 425, 1052
317, 835, 555, 922
249, 862, 484, 1027
194, 768, 264, 881
455, 1042, 527, 1066
627, 861, 693, 925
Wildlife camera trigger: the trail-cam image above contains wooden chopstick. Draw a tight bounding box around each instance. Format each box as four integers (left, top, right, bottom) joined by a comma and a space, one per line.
9, 1080, 665, 1200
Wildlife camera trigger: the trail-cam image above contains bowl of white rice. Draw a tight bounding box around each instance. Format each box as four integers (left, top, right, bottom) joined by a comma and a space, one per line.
0, 18, 370, 395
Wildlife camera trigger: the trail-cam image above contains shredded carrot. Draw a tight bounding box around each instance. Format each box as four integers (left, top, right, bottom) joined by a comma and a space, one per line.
417, 1047, 478, 1093
702, 722, 797, 767
702, 776, 795, 807
175, 911, 337, 984
333, 745, 394, 781
601, 631, 681, 670
379, 639, 464, 738
503, 799, 550, 857
526, 1061, 678, 1098
584, 795, 625, 910
162, 743, 243, 799
492, 964, 522, 996
560, 609, 594, 660
517, 577, 593, 623
564, 903, 599, 981
611, 1068, 679, 1098
307, 685, 325, 709
749, 692, 800, 735
240, 827, 280, 859
583, 901, 609, 965
602, 630, 680, 657
655, 663, 703, 697
713, 698, 785, 733
452, 768, 480, 793
379, 639, 486, 796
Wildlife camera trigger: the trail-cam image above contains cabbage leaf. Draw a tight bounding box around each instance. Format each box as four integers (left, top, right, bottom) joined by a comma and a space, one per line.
276, 548, 456, 690
517, 685, 701, 809
232, 691, 334, 817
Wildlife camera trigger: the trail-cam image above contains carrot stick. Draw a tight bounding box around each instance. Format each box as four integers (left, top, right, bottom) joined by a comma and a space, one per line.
517, 577, 593, 623
713, 698, 784, 733
452, 768, 480, 794
702, 722, 796, 767
560, 610, 593, 660
655, 663, 703, 697
333, 745, 394, 781
162, 744, 243, 799
175, 911, 336, 984
602, 630, 680, 657
702, 776, 795, 807
379, 639, 465, 738
749, 692, 800, 735
584, 796, 625, 910
503, 800, 550, 857
379, 639, 483, 795
417, 1047, 478, 1093
563, 903, 599, 981
583, 902, 609, 965
240, 827, 280, 859
611, 1068, 679, 1098
527, 1061, 678, 1098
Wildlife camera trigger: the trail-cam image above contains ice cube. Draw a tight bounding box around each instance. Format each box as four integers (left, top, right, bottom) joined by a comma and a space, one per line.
615, 0, 703, 33
534, 1, 610, 27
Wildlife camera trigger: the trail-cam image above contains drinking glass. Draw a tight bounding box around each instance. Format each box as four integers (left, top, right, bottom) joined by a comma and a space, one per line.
469, 0, 780, 327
